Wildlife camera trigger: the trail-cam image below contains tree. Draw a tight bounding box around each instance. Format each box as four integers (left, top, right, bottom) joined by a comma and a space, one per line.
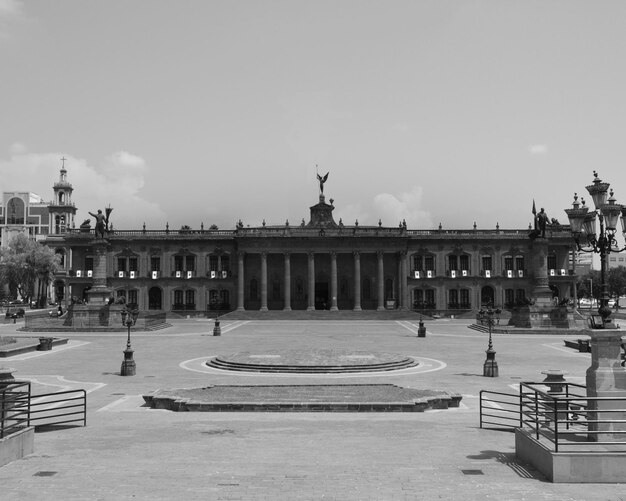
0, 234, 60, 307
607, 266, 626, 308
576, 270, 601, 300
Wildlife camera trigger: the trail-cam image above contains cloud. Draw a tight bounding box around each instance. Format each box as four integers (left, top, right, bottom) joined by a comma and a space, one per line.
0, 146, 166, 229
529, 144, 548, 155
0, 0, 22, 17
373, 186, 433, 228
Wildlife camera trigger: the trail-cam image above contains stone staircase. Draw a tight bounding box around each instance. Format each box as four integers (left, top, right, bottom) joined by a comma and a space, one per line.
217, 309, 426, 321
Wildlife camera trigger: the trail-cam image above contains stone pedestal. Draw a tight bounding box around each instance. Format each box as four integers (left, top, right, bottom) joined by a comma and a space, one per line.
0, 367, 16, 386
508, 238, 581, 329
86, 240, 113, 305
586, 329, 626, 441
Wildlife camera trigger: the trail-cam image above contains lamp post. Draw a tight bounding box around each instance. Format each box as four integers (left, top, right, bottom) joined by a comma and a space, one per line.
120, 307, 138, 376
478, 308, 501, 377
564, 171, 626, 328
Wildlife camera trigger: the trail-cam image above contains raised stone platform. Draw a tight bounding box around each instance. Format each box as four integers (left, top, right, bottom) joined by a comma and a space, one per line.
143, 384, 462, 412
206, 349, 418, 373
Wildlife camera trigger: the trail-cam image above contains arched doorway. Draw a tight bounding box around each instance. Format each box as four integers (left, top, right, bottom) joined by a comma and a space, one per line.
148, 286, 162, 310
481, 286, 495, 308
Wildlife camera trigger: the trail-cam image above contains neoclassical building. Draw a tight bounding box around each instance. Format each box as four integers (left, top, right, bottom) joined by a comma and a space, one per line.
44, 167, 577, 314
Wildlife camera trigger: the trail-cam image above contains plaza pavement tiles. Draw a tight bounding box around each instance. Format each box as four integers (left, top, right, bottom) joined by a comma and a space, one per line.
0, 318, 625, 500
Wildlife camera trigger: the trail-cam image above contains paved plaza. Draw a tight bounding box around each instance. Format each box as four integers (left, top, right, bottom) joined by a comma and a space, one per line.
1, 317, 625, 500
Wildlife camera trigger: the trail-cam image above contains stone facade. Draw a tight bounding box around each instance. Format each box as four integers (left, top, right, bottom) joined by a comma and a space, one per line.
45, 193, 577, 315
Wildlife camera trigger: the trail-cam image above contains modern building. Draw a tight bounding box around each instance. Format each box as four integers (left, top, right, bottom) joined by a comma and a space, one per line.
608, 252, 626, 270
0, 191, 50, 248
43, 166, 578, 314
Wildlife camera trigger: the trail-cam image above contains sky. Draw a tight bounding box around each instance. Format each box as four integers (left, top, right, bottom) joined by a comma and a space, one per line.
1, 1, 626, 231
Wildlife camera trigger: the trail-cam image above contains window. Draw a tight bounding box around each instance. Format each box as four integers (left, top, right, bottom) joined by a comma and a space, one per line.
174, 290, 184, 308
504, 256, 513, 271
424, 256, 435, 271
129, 257, 138, 272
85, 257, 93, 271
220, 290, 230, 306
448, 289, 458, 307
448, 255, 458, 271
414, 255, 435, 271
505, 289, 515, 306
547, 254, 557, 270
425, 289, 435, 306
460, 289, 470, 308
221, 255, 230, 272
117, 257, 127, 272
7, 197, 25, 224
174, 256, 184, 272
185, 290, 195, 308
185, 255, 195, 272
117, 290, 126, 300
459, 255, 469, 271
482, 256, 492, 272
150, 256, 160, 272
516, 289, 526, 302
413, 255, 423, 271
515, 256, 525, 271
209, 255, 218, 271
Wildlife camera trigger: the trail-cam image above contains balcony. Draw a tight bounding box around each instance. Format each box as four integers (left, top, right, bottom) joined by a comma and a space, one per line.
446, 269, 470, 278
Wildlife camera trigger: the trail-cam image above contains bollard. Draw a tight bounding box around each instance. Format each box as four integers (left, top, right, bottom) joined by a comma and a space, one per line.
418, 318, 426, 337
213, 318, 221, 336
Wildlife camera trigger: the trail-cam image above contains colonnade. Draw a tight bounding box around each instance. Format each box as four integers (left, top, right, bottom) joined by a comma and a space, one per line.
236, 251, 409, 311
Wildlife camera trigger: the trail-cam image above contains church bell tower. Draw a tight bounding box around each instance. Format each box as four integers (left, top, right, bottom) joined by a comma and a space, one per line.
48, 157, 77, 234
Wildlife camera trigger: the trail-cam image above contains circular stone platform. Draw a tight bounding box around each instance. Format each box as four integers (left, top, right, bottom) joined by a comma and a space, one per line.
206, 349, 418, 373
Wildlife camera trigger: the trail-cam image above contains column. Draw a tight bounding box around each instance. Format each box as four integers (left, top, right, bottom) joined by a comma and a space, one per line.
283, 253, 291, 311
330, 252, 338, 311
307, 252, 315, 310
377, 251, 385, 310
353, 251, 361, 311
401, 252, 409, 310
397, 253, 403, 310
237, 252, 245, 311
260, 252, 268, 311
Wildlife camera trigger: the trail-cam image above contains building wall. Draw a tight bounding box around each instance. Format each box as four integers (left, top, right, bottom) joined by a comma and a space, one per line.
44, 225, 576, 314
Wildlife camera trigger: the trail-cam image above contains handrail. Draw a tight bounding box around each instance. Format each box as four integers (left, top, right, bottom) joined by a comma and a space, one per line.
479, 389, 523, 431
0, 381, 31, 438
519, 382, 626, 452
29, 389, 87, 429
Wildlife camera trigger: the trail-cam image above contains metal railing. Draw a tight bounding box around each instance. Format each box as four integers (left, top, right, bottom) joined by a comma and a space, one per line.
479, 389, 522, 431
29, 389, 87, 429
519, 382, 626, 453
61, 226, 573, 239
1, 382, 87, 433
0, 381, 31, 438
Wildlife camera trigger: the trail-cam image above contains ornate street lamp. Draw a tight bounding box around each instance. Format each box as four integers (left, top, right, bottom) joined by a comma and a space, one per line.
564, 171, 626, 327
120, 307, 139, 376
478, 308, 501, 377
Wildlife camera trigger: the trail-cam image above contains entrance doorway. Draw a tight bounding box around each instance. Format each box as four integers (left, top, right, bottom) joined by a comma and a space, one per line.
148, 287, 162, 310
481, 286, 495, 308
315, 282, 329, 309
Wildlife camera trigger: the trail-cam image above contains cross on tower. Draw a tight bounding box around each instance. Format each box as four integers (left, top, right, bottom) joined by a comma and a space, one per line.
61, 156, 66, 168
